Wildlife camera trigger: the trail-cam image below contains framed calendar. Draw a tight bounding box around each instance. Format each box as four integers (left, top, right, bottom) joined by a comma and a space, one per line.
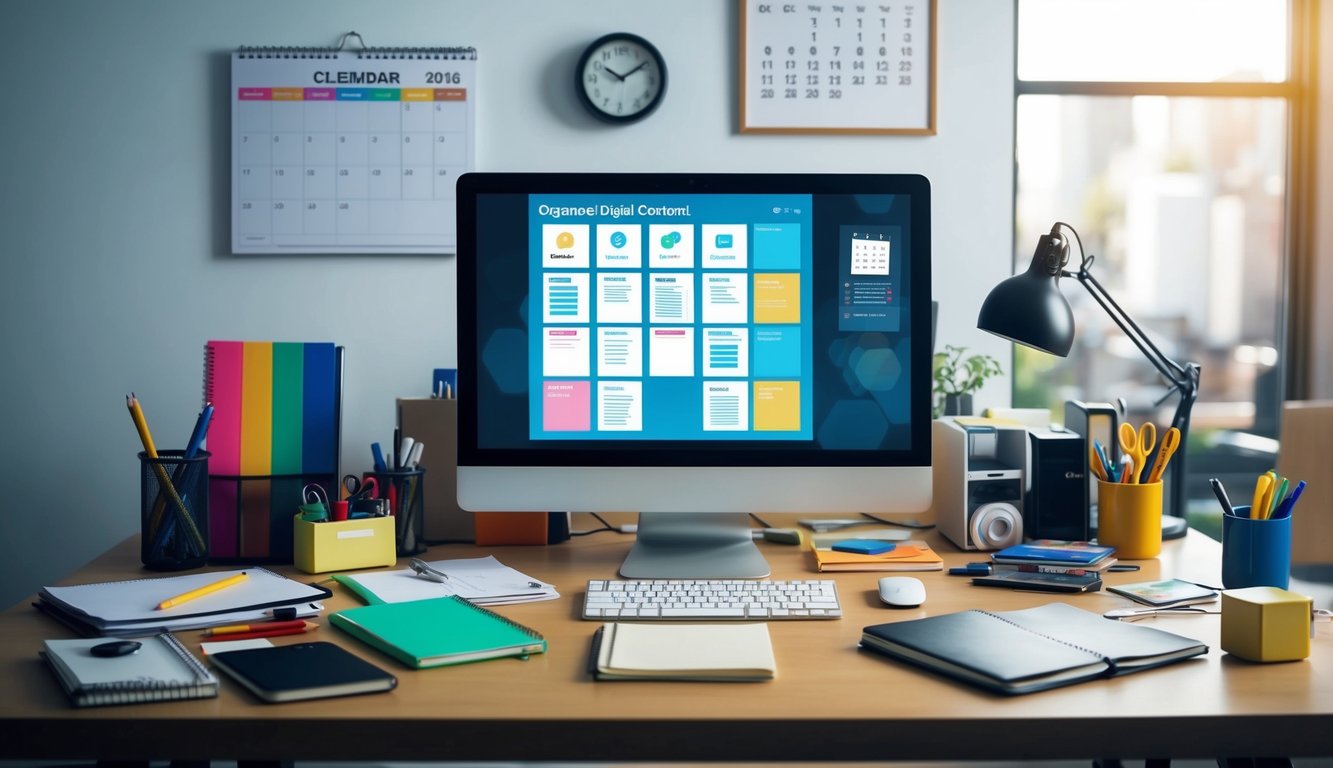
231, 43, 476, 255
739, 0, 935, 135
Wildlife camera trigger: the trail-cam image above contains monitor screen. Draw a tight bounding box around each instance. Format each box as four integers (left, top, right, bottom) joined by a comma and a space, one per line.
456, 173, 932, 577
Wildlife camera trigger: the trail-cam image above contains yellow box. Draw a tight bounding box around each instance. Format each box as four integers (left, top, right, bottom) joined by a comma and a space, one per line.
753, 273, 801, 324
1220, 586, 1312, 662
754, 381, 801, 431
293, 514, 397, 574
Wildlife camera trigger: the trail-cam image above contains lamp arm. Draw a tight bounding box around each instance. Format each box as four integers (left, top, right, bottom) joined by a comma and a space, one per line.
1062, 246, 1201, 520
1065, 262, 1193, 389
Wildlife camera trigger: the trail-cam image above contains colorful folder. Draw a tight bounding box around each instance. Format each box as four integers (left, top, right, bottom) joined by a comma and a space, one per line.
205, 340, 342, 560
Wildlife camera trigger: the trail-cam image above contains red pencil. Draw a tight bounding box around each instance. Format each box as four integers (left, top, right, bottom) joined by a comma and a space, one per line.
203, 621, 319, 642
203, 619, 309, 637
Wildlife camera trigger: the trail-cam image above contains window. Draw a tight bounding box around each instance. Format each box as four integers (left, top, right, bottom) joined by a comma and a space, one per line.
1014, 0, 1306, 534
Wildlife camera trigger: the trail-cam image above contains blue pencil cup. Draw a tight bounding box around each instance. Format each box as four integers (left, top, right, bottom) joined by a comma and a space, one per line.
1222, 507, 1291, 590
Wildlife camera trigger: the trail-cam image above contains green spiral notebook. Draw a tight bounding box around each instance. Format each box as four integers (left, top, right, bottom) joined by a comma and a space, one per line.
330, 595, 546, 669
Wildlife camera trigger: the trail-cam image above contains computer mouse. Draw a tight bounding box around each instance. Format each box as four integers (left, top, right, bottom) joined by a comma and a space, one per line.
877, 576, 926, 608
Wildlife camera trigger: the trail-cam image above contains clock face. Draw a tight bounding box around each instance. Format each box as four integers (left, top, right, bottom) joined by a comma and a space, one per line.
576, 33, 667, 124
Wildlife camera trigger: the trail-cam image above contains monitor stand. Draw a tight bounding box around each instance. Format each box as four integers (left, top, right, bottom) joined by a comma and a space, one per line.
1162, 514, 1188, 540
619, 513, 771, 579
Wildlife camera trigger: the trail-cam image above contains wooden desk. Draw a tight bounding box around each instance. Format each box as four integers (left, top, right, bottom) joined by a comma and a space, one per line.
2, 519, 1330, 763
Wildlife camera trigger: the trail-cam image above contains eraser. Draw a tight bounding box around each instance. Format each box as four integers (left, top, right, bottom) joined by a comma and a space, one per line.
831, 539, 896, 555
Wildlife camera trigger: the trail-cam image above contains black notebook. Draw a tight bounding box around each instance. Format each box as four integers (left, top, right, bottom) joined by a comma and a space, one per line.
860, 602, 1207, 695
209, 642, 396, 703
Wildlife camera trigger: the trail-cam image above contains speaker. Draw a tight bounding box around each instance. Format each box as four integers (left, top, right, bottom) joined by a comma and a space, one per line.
1026, 430, 1089, 541
933, 419, 1025, 551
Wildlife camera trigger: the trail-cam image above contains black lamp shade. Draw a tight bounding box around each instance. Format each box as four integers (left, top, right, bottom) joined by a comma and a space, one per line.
977, 254, 1075, 357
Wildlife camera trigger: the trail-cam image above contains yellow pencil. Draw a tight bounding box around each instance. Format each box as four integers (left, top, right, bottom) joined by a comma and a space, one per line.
128, 394, 207, 553
1250, 474, 1272, 520
127, 393, 159, 459
156, 571, 249, 610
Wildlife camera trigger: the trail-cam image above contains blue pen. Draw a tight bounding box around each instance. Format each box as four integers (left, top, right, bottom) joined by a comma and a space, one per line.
152, 404, 215, 557
1094, 440, 1118, 482
1272, 480, 1305, 519
371, 442, 387, 473
183, 403, 214, 459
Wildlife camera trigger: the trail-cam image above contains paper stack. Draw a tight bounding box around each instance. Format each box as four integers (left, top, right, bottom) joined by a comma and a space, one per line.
36, 568, 329, 637
333, 555, 559, 606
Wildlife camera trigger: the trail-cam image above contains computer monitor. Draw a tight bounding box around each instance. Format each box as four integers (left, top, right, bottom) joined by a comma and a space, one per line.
456, 173, 932, 578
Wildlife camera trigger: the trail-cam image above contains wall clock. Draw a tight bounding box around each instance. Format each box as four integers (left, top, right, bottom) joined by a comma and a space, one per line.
576, 32, 667, 124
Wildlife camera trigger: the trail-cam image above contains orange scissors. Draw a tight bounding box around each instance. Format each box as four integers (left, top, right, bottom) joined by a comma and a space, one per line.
1145, 426, 1181, 484
1117, 421, 1156, 484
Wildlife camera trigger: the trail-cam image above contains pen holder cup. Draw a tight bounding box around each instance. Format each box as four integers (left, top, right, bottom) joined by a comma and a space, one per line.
293, 514, 397, 574
139, 450, 210, 571
370, 468, 426, 556
1096, 480, 1162, 559
1222, 508, 1291, 589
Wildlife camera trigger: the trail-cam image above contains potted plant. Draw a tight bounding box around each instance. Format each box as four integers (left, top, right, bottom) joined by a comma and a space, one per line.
932, 344, 1003, 417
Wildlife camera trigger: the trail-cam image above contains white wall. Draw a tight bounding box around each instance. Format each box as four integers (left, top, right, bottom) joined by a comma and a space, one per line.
0, 0, 1015, 609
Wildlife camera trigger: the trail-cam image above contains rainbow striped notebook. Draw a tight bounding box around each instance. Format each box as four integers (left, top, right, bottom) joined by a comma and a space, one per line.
205, 341, 341, 560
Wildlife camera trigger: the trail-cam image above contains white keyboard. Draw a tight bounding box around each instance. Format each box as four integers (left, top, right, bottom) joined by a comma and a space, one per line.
583, 579, 842, 620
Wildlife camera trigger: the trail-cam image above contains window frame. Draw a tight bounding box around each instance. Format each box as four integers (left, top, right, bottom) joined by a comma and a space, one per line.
1011, 0, 1316, 406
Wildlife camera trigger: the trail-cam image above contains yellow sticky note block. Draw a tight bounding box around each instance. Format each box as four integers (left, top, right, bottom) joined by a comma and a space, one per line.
754, 381, 800, 431
1220, 586, 1312, 662
753, 273, 801, 324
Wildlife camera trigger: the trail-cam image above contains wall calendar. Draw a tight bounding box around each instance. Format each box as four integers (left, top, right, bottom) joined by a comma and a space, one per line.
740, 0, 935, 134
231, 36, 476, 255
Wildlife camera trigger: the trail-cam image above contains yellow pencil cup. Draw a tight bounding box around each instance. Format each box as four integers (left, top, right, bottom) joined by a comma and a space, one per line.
1096, 480, 1163, 559
293, 514, 397, 574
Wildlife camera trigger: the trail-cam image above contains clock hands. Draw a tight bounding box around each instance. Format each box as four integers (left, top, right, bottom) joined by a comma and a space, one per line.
601, 61, 648, 83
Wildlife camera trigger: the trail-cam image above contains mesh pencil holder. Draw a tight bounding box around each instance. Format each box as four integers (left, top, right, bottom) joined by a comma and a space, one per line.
140, 450, 210, 570
370, 468, 426, 556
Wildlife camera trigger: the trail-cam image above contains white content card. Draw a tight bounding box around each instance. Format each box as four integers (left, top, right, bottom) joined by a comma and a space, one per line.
231, 47, 476, 255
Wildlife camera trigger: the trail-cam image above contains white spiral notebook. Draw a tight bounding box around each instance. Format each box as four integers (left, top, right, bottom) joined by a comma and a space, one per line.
41, 633, 219, 707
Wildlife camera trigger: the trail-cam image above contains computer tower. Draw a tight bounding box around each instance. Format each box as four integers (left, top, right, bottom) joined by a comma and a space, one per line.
1026, 430, 1090, 541
933, 419, 1026, 551
1063, 400, 1119, 532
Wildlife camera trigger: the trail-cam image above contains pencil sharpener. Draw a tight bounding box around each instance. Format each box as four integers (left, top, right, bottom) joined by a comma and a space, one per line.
1220, 586, 1312, 662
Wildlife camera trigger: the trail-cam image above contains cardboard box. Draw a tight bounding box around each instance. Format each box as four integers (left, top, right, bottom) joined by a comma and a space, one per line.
1276, 400, 1333, 565
397, 397, 472, 542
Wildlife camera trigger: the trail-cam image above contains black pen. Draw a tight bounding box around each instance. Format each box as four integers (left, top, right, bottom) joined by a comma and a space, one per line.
1209, 477, 1235, 517
392, 426, 401, 471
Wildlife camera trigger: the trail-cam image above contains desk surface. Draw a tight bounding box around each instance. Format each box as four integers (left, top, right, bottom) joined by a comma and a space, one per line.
2, 516, 1330, 763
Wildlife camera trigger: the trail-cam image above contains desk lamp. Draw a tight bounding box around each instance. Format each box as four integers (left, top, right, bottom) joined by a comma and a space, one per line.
977, 222, 1199, 538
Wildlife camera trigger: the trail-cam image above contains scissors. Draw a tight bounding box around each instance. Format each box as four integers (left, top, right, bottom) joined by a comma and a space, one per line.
1117, 421, 1156, 484
299, 483, 330, 522
341, 474, 379, 501
1145, 427, 1181, 484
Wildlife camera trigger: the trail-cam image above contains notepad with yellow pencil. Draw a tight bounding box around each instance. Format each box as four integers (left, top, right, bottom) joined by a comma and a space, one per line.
810, 539, 943, 572
330, 595, 547, 669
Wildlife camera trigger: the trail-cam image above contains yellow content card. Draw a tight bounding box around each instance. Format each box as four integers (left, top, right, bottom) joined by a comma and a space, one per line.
753, 273, 801, 324
754, 381, 800, 431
